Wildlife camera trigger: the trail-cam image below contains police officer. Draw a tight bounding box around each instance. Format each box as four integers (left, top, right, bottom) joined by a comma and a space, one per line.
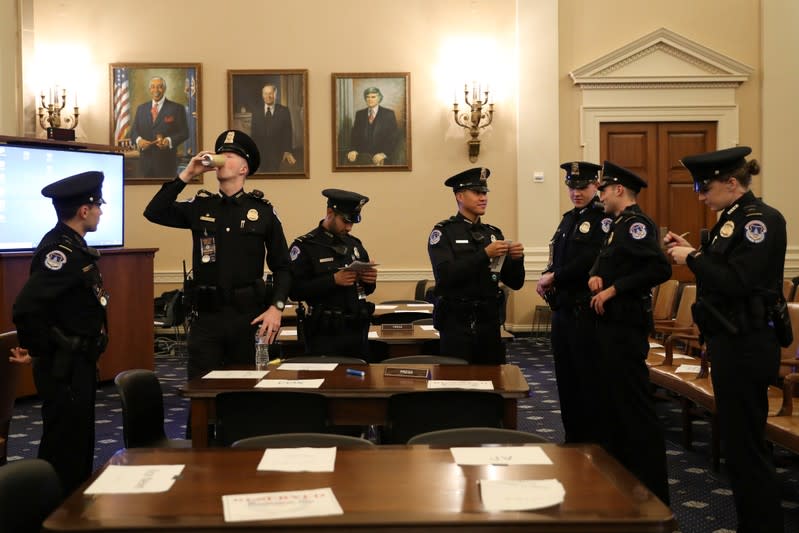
144, 130, 291, 380
666, 147, 785, 532
537, 161, 611, 443
588, 161, 672, 505
11, 171, 109, 494
428, 167, 525, 364
289, 189, 377, 358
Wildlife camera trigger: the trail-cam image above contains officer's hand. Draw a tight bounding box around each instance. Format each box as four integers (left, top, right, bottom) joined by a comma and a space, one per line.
334, 270, 358, 286
590, 286, 616, 315
536, 272, 555, 297
347, 150, 358, 162
588, 275, 604, 294
283, 152, 297, 165
251, 306, 283, 344
372, 153, 386, 166
358, 264, 378, 284
508, 241, 524, 259
667, 246, 695, 265
484, 240, 509, 258
9, 346, 32, 365
179, 152, 214, 183
664, 230, 691, 248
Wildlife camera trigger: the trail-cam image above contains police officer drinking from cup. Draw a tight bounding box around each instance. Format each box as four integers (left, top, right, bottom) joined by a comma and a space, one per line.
537, 161, 611, 444
665, 147, 786, 532
144, 130, 291, 380
12, 171, 110, 494
428, 167, 525, 364
289, 189, 377, 358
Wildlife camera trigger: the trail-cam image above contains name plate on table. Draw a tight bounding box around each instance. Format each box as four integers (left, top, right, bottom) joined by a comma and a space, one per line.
380, 323, 413, 332
384, 367, 431, 379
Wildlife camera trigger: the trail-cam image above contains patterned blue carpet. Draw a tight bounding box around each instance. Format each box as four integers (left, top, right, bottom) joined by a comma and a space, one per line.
6, 336, 799, 532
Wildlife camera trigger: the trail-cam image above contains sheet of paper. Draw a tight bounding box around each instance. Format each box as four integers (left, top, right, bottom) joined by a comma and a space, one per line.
222, 487, 343, 522
428, 380, 494, 390
374, 304, 398, 310
480, 479, 565, 511
255, 379, 325, 389
368, 331, 379, 339
203, 370, 268, 379
257, 447, 336, 472
406, 303, 433, 308
649, 342, 664, 348
675, 364, 702, 374
83, 464, 185, 494
652, 351, 695, 360
420, 325, 437, 331
451, 446, 553, 465
278, 363, 337, 371
277, 328, 298, 337
340, 260, 378, 272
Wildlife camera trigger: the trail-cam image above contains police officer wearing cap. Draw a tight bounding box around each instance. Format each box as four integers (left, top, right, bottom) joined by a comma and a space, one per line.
588, 161, 672, 505
428, 168, 525, 364
536, 161, 611, 444
12, 171, 110, 494
144, 130, 291, 382
289, 189, 377, 358
666, 147, 785, 532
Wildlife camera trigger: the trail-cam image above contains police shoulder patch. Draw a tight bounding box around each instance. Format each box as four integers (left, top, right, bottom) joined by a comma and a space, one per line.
196, 189, 213, 198
429, 229, 442, 245
629, 221, 648, 240
289, 245, 301, 261
744, 220, 767, 244
44, 249, 68, 270
601, 218, 613, 233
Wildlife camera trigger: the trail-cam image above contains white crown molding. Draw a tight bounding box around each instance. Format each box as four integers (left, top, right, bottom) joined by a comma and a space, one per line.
570, 27, 752, 89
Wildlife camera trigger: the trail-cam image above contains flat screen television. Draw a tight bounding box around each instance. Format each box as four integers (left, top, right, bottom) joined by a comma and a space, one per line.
0, 143, 125, 251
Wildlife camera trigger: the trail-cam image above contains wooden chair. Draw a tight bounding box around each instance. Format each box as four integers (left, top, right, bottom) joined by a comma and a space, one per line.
766, 303, 799, 454
407, 427, 549, 446
654, 284, 697, 340
231, 432, 375, 449
0, 331, 21, 466
782, 279, 795, 302
651, 279, 680, 322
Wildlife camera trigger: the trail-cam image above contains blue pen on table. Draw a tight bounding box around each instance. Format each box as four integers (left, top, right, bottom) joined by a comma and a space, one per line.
346, 368, 366, 377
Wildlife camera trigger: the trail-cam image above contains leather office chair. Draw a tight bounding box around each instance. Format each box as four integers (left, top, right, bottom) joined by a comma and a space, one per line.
231, 432, 375, 449
0, 331, 21, 466
283, 356, 367, 364
0, 458, 62, 533
408, 427, 549, 446
114, 369, 191, 448
383, 355, 468, 365
384, 391, 505, 444
215, 391, 329, 446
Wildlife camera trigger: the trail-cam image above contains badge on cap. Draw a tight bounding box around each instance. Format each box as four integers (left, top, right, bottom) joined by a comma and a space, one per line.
629, 222, 647, 240
246, 209, 259, 221
744, 220, 766, 244
289, 245, 300, 261
719, 220, 735, 238
571, 162, 580, 175
44, 250, 67, 271
480, 168, 488, 181
429, 229, 442, 245
579, 221, 591, 234
601, 218, 612, 233
224, 131, 236, 144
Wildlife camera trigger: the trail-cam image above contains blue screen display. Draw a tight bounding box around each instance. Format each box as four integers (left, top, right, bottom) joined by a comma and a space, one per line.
0, 144, 125, 251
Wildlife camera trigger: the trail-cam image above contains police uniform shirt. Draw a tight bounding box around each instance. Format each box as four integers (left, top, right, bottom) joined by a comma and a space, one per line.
12, 221, 107, 357
687, 190, 786, 303
288, 223, 375, 311
428, 213, 525, 298
547, 200, 611, 292
590, 204, 671, 297
143, 177, 290, 303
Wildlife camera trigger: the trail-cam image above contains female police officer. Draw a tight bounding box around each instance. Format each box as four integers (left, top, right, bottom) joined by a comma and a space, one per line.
666, 146, 786, 533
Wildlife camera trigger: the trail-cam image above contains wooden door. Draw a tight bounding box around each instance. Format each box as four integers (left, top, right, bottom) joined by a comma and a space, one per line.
600, 122, 717, 281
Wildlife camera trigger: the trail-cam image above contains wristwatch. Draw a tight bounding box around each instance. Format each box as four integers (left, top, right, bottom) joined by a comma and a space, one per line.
274, 300, 285, 311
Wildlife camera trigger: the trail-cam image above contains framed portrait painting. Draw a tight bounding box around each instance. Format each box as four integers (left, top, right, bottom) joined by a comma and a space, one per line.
332, 72, 411, 171
228, 69, 309, 179
109, 63, 201, 184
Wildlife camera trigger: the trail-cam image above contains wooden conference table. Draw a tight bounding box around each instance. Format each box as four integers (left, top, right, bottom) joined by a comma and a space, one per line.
43, 445, 675, 532
181, 364, 530, 447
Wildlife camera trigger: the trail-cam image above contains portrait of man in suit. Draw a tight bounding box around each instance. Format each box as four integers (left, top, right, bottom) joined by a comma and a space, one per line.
129, 76, 190, 178
250, 83, 297, 172
347, 87, 398, 166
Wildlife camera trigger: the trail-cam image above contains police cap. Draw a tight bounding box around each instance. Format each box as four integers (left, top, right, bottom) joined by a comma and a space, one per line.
598, 161, 648, 193
41, 171, 105, 209
444, 167, 490, 193
680, 146, 751, 192
323, 188, 369, 223
214, 129, 261, 175
560, 161, 601, 189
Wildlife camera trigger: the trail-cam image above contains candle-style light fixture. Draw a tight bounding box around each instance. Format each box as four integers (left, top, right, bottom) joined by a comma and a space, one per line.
452, 82, 494, 162
38, 86, 80, 141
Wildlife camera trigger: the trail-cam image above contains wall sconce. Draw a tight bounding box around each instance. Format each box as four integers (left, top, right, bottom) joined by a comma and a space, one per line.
452, 83, 494, 162
38, 86, 80, 141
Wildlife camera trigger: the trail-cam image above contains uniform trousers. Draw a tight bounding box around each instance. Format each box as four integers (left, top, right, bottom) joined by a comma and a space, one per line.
596, 320, 670, 505
708, 328, 783, 533
436, 302, 504, 365
32, 353, 97, 495
186, 304, 261, 380
551, 303, 602, 443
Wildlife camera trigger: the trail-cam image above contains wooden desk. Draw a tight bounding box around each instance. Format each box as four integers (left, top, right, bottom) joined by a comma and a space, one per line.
44, 445, 675, 532
181, 364, 530, 447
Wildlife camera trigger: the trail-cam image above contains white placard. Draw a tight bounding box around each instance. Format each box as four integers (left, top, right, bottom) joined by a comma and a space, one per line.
257, 447, 336, 472
368, 331, 379, 339
83, 464, 185, 494
675, 364, 703, 374
451, 446, 552, 465
255, 379, 325, 389
652, 351, 696, 360
278, 363, 337, 371
427, 380, 494, 390
222, 488, 343, 522
480, 479, 565, 511
277, 328, 298, 337
203, 370, 268, 379
420, 325, 437, 331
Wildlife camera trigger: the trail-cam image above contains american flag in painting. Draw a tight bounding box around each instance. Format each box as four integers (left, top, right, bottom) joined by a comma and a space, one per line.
113, 68, 131, 144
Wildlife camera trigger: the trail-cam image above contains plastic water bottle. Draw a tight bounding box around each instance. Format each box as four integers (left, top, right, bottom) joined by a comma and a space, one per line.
255, 333, 269, 368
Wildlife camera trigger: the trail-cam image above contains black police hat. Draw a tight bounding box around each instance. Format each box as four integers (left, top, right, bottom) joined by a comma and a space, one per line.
680, 146, 751, 192
444, 167, 490, 193
41, 171, 104, 208
560, 161, 601, 189
323, 188, 369, 223
214, 129, 260, 175
598, 161, 648, 193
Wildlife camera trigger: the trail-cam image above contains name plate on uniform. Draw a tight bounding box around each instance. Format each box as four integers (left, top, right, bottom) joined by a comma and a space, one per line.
384, 367, 431, 379
380, 323, 413, 332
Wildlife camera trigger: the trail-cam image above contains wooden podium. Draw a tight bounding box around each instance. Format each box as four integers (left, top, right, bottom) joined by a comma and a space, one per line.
0, 248, 157, 398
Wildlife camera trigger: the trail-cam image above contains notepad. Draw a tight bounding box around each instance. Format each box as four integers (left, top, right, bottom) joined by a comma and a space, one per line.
203, 370, 268, 379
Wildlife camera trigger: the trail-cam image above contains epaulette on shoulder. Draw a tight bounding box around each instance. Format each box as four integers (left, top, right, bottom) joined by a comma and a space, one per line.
295, 231, 315, 243
196, 189, 214, 198
248, 189, 272, 205
435, 216, 458, 228
742, 204, 763, 217
484, 223, 500, 233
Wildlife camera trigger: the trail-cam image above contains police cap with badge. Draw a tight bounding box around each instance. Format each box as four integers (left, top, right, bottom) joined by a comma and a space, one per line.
444, 167, 490, 193
214, 129, 261, 175
42, 171, 105, 209
598, 161, 648, 193
561, 161, 601, 189
323, 189, 369, 223
680, 146, 751, 192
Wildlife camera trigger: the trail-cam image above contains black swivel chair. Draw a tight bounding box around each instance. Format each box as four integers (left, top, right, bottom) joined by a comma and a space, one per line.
407, 427, 549, 446
283, 356, 367, 365
231, 432, 375, 449
384, 355, 468, 365
0, 458, 62, 533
